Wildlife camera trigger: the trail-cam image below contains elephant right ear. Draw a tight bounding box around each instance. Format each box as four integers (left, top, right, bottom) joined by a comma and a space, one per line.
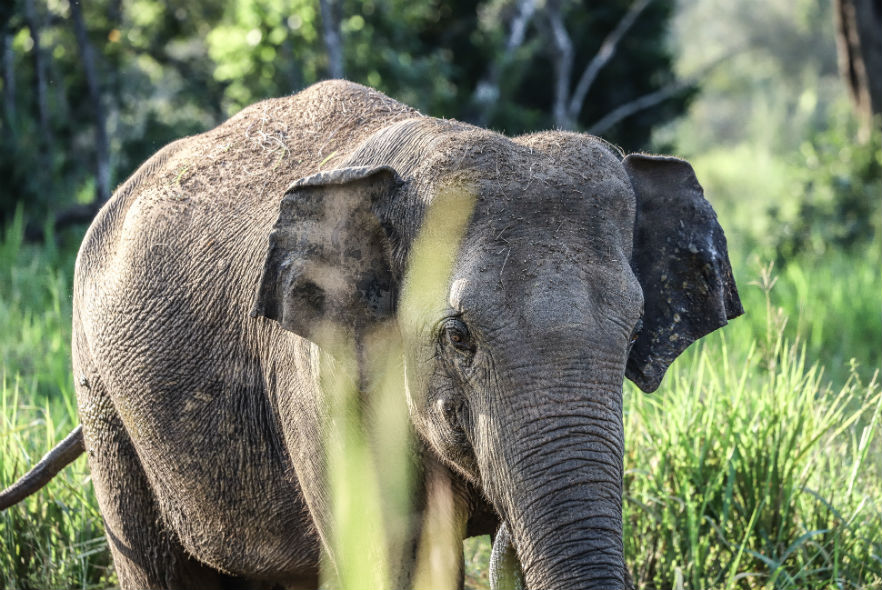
251, 166, 402, 348
624, 154, 743, 393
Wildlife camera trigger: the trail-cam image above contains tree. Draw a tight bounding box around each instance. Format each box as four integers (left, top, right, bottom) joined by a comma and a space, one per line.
834, 0, 882, 140
1, 0, 689, 231
70, 0, 110, 204
319, 0, 344, 78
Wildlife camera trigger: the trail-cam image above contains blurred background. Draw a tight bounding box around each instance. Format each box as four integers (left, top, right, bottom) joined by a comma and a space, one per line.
0, 1, 880, 588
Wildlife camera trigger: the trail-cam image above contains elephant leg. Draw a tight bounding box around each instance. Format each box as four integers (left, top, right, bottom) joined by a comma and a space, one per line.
79, 377, 233, 589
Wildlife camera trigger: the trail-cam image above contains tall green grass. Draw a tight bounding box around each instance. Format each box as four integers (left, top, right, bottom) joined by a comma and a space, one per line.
1, 205, 880, 589
0, 212, 112, 589
734, 247, 882, 388
623, 334, 881, 589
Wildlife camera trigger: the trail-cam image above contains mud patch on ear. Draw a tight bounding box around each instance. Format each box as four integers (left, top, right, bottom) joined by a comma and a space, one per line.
252, 166, 402, 349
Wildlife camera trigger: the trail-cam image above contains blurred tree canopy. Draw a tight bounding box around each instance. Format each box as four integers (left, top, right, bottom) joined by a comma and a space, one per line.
661, 0, 880, 262
1, 0, 691, 229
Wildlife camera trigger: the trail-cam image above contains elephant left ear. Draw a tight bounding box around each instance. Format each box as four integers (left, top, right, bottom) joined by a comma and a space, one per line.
251, 166, 402, 349
624, 154, 743, 393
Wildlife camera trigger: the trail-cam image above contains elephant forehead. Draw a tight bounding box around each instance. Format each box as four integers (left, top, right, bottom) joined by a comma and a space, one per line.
467, 161, 636, 241
465, 189, 636, 271
453, 227, 641, 325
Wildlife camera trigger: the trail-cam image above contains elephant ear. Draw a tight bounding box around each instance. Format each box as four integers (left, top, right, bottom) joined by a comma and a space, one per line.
624, 154, 743, 393
251, 166, 402, 349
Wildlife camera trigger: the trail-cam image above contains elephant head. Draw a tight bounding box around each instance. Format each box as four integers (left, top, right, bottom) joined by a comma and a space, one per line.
252, 119, 742, 589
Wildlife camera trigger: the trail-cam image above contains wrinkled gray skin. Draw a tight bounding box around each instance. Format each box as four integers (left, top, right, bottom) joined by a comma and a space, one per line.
72, 81, 741, 589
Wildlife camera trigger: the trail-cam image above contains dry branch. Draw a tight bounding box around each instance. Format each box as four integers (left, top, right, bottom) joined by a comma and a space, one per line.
567, 0, 653, 124
469, 0, 538, 127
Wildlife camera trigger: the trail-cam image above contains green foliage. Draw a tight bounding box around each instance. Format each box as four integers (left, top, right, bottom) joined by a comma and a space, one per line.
0, 210, 80, 401
769, 115, 881, 263
0, 0, 228, 224
199, 0, 689, 146
1, 0, 689, 228
624, 332, 882, 589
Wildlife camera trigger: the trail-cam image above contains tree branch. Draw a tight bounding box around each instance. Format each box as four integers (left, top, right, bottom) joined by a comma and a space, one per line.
469, 0, 537, 127
587, 52, 734, 136
587, 81, 684, 136
567, 0, 652, 123
546, 0, 574, 129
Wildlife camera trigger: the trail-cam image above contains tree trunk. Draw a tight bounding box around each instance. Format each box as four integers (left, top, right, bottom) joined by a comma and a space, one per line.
567, 0, 653, 125
545, 0, 574, 129
1, 26, 14, 125
23, 0, 52, 155
319, 0, 344, 79
834, 0, 882, 139
70, 0, 112, 203
468, 0, 537, 127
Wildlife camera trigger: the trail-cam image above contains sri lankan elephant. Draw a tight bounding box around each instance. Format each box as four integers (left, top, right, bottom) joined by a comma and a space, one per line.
1, 80, 742, 589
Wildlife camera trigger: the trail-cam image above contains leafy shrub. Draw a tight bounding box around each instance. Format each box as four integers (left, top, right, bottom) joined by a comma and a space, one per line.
769, 113, 881, 263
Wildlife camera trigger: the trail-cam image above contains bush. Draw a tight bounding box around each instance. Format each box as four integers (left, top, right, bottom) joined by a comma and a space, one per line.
769, 113, 881, 263
623, 309, 882, 588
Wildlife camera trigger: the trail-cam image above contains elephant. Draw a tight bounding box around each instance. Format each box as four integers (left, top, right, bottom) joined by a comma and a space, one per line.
1, 80, 742, 589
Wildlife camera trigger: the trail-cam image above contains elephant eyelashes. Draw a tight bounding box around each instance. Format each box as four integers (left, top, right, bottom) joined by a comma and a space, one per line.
441, 318, 475, 353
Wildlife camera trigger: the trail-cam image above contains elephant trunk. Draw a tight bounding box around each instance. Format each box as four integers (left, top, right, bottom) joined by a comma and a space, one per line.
480, 372, 628, 589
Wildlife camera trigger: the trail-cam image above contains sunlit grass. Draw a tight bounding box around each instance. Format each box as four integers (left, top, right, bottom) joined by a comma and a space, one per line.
623, 273, 882, 589
1, 204, 880, 588
323, 183, 477, 588
0, 212, 112, 589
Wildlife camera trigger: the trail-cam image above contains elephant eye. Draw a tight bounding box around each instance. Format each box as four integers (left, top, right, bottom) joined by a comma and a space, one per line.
441, 318, 474, 353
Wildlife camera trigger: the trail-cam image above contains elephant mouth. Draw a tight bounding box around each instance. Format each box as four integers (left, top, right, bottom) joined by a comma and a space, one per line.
489, 521, 525, 590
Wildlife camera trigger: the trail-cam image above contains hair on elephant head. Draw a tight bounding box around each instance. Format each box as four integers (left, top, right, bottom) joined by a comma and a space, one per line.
54, 81, 740, 590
